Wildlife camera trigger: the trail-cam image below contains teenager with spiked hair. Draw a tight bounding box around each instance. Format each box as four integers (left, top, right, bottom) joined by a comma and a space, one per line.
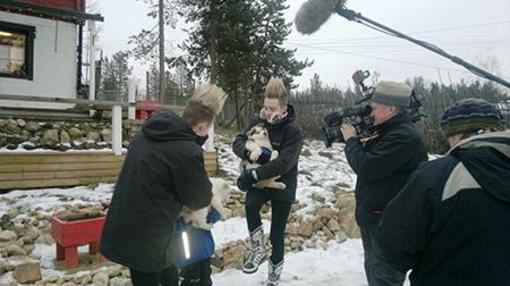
233, 77, 304, 286
101, 84, 227, 286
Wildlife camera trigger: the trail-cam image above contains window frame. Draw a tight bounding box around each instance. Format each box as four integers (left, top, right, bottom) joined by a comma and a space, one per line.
0, 20, 36, 80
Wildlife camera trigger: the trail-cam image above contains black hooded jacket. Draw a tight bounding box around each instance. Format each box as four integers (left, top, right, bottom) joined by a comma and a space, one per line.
233, 105, 304, 202
377, 131, 510, 285
100, 112, 212, 273
344, 113, 428, 228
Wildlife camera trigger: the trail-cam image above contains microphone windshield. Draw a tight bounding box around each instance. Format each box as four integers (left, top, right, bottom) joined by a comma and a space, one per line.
295, 0, 347, 35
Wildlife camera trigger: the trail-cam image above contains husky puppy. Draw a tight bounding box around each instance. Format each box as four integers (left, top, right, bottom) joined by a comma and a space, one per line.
180, 177, 235, 230
242, 123, 286, 190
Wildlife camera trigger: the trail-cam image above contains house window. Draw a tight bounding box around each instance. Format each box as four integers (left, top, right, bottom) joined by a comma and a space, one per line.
0, 21, 35, 80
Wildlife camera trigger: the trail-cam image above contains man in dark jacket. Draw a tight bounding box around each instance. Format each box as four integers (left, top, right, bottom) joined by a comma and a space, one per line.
233, 77, 303, 286
100, 84, 227, 286
340, 81, 427, 285
377, 98, 510, 286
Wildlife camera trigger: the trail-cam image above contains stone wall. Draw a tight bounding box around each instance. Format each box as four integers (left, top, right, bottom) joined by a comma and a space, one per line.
0, 118, 142, 151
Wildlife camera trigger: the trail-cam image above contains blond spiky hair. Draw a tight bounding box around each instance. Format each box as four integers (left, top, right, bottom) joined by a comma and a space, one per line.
190, 84, 228, 116
182, 84, 228, 126
265, 77, 288, 105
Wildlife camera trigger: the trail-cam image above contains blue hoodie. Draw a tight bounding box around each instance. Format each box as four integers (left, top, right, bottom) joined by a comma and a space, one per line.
172, 210, 221, 268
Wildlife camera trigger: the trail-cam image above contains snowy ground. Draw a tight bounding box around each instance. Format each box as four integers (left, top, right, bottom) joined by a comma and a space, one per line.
0, 136, 413, 285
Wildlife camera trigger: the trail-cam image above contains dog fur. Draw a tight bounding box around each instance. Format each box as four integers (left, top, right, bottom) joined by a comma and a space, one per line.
180, 177, 235, 230
242, 123, 286, 190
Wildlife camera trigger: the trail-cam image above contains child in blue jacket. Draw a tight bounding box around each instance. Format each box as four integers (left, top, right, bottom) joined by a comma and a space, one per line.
172, 209, 222, 285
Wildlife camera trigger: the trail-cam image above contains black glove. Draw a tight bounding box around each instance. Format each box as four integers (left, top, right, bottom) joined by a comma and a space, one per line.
237, 170, 258, 192
243, 148, 253, 163
255, 147, 272, 165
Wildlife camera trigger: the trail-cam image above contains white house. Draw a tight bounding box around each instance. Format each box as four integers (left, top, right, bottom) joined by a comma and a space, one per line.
0, 0, 103, 109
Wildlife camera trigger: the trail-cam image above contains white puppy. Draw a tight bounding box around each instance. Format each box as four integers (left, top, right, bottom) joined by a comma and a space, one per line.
242, 123, 286, 190
180, 177, 235, 230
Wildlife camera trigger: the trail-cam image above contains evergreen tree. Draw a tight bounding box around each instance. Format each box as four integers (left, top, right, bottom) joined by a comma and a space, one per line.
100, 51, 133, 102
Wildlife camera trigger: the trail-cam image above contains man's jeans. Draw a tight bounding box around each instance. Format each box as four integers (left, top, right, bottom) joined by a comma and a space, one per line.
360, 227, 406, 286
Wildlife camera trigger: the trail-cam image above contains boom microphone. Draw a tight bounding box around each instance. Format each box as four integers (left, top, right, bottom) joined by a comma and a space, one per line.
295, 0, 346, 35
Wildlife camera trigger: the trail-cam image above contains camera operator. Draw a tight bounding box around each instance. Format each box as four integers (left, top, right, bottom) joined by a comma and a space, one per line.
340, 81, 427, 286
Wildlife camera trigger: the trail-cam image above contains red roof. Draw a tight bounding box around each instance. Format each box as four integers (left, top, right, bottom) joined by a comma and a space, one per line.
21, 0, 85, 12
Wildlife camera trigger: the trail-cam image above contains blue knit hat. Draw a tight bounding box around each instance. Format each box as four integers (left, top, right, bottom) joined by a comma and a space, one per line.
440, 98, 505, 137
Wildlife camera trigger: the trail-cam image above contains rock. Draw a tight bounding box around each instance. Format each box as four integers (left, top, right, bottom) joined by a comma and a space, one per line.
100, 128, 112, 143
297, 222, 314, 238
13, 262, 42, 284
6, 143, 18, 150
286, 224, 299, 235
5, 119, 20, 133
300, 148, 312, 157
60, 130, 71, 144
23, 226, 39, 244
327, 219, 341, 232
23, 244, 35, 254
6, 244, 27, 256
107, 265, 123, 277
86, 131, 100, 141
109, 277, 132, 286
0, 230, 17, 242
311, 192, 326, 203
222, 244, 247, 268
318, 151, 334, 159
24, 121, 40, 132
41, 129, 59, 146
68, 127, 82, 140
317, 208, 337, 219
0, 259, 11, 276
16, 119, 26, 127
80, 274, 93, 284
92, 271, 110, 286
335, 231, 348, 243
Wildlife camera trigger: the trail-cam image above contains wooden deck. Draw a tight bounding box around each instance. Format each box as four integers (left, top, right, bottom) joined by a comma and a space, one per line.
0, 151, 217, 190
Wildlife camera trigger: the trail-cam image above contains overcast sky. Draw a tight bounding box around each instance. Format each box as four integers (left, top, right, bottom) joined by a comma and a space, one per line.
95, 0, 510, 91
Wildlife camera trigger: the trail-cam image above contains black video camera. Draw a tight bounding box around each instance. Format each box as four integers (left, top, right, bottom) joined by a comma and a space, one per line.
321, 104, 373, 147
321, 70, 425, 147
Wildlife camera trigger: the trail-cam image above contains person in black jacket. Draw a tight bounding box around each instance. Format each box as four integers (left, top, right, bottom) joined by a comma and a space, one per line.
376, 98, 510, 286
100, 84, 227, 286
340, 81, 427, 286
233, 77, 303, 286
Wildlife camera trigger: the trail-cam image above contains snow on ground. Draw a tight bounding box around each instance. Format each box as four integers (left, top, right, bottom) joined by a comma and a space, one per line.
0, 136, 373, 285
0, 183, 114, 217
213, 240, 367, 286
212, 218, 271, 248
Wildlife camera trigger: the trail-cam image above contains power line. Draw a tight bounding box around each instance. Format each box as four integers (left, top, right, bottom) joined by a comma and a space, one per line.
289, 20, 510, 42
288, 42, 473, 74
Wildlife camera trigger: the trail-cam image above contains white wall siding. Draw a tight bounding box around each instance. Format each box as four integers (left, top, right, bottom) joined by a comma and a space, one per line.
0, 11, 77, 109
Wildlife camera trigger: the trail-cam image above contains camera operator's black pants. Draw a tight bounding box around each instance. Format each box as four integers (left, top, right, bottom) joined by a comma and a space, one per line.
360, 226, 406, 286
245, 189, 292, 264
130, 264, 179, 286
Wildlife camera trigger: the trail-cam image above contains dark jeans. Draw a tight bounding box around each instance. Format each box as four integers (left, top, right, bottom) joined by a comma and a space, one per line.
245, 189, 292, 264
360, 227, 406, 286
130, 264, 179, 286
180, 259, 213, 286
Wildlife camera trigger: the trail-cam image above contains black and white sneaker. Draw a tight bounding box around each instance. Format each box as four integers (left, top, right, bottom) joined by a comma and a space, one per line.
267, 259, 284, 286
242, 225, 267, 274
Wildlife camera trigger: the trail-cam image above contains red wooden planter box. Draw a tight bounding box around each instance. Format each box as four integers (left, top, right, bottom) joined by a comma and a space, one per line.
51, 216, 106, 268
